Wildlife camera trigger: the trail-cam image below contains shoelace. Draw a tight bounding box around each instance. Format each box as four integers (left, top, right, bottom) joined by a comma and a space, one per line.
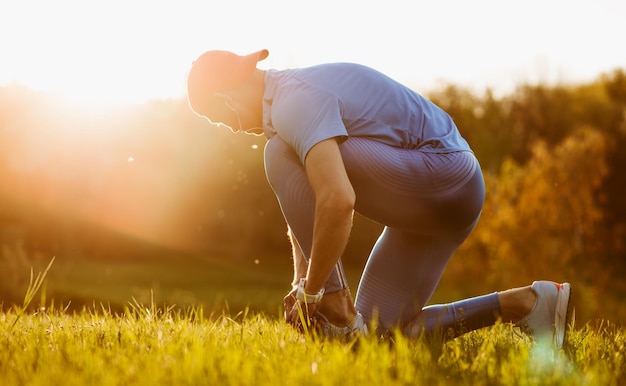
314, 312, 368, 339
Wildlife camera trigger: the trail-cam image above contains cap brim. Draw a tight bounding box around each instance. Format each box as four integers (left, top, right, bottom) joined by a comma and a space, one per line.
255, 49, 269, 62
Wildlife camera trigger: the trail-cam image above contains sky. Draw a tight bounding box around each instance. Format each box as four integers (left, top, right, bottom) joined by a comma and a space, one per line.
1, 0, 625, 107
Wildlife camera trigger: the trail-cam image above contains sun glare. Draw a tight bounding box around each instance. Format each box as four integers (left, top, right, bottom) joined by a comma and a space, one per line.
2, 0, 624, 108
6, 72, 157, 114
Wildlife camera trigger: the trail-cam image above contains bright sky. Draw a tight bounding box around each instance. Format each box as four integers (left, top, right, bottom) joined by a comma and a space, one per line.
1, 0, 624, 106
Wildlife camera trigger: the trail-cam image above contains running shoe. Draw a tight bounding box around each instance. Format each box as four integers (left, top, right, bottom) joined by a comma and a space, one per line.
314, 311, 368, 339
515, 281, 572, 348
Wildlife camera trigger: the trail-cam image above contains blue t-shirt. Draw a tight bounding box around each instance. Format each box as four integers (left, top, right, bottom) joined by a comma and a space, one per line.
262, 63, 470, 164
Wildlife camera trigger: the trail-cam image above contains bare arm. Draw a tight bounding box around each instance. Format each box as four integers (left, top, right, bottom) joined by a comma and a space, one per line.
302, 138, 355, 294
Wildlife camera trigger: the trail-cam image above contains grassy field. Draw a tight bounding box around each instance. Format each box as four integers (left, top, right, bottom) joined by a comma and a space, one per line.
1, 302, 625, 386
1, 253, 625, 385
43, 254, 295, 317
1, 249, 370, 318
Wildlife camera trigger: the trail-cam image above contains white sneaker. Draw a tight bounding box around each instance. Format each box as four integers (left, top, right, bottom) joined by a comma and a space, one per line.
314, 311, 368, 339
515, 281, 572, 348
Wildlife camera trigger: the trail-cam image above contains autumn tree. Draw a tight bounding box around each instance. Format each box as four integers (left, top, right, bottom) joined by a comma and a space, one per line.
452, 128, 614, 321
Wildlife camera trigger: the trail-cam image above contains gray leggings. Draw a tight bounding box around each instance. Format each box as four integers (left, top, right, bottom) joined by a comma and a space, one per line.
264, 136, 492, 332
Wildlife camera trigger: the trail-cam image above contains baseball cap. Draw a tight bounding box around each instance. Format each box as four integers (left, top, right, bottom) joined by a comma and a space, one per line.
187, 49, 269, 116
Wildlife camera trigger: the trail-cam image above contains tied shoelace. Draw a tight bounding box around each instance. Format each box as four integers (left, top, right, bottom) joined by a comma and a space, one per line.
313, 311, 368, 339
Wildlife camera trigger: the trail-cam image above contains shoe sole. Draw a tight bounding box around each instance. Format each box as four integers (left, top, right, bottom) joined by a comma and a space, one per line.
553, 282, 572, 348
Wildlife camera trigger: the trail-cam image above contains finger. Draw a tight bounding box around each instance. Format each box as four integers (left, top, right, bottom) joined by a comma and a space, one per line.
283, 289, 298, 322
287, 301, 319, 332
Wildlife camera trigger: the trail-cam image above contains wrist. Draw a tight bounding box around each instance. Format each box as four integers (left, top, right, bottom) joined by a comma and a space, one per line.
296, 278, 325, 303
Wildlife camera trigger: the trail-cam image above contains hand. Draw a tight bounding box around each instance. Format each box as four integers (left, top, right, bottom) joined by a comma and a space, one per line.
283, 288, 297, 322
283, 289, 320, 333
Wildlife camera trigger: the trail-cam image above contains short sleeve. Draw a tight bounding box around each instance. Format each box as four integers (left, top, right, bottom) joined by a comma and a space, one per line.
270, 84, 348, 164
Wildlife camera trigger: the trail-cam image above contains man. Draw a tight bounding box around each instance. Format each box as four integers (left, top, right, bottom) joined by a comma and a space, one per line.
186, 49, 572, 347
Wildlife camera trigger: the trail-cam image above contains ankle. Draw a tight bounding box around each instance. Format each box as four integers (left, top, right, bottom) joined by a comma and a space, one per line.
498, 286, 537, 322
317, 288, 358, 327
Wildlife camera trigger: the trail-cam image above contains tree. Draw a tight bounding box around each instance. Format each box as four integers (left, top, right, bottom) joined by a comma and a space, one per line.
452, 128, 616, 321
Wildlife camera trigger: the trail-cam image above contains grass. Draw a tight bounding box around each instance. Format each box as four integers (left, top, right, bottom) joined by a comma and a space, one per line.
1, 249, 368, 318
1, 255, 625, 385
1, 303, 625, 386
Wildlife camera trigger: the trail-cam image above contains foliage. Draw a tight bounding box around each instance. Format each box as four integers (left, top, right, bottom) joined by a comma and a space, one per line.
1, 69, 626, 324
0, 304, 624, 386
451, 128, 623, 322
